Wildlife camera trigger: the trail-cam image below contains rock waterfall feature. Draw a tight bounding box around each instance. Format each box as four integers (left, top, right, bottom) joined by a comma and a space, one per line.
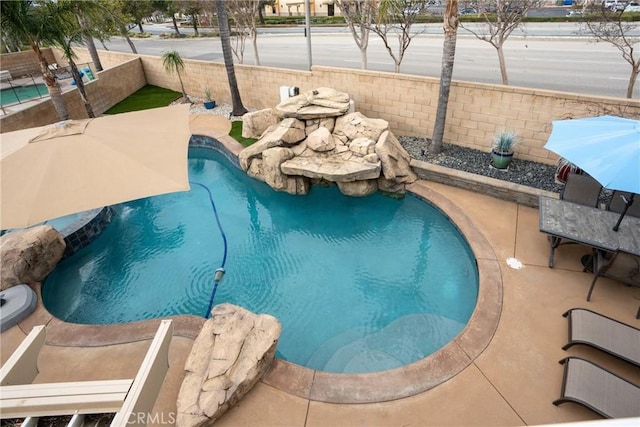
239, 88, 417, 197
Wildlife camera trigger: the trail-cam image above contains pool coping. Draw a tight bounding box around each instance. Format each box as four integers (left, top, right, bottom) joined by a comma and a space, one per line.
16, 132, 502, 404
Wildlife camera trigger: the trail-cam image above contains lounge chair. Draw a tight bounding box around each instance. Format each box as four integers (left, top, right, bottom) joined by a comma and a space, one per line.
585, 250, 640, 319
608, 191, 640, 218
0, 319, 173, 425
553, 356, 640, 418
562, 308, 640, 367
560, 173, 602, 207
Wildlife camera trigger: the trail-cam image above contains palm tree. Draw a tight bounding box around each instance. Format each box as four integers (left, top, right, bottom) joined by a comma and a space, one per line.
56, 32, 95, 118
430, 0, 459, 154
215, 0, 248, 116
1, 0, 74, 121
162, 50, 188, 101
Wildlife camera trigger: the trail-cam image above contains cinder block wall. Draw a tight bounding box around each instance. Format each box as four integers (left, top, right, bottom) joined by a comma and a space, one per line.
6, 48, 640, 165
0, 56, 146, 132
0, 47, 57, 78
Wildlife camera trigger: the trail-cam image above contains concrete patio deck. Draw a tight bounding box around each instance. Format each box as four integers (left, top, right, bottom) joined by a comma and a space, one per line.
1, 148, 639, 426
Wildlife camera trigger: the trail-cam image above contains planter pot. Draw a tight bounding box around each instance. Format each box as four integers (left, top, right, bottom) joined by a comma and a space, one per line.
204, 101, 216, 110
491, 150, 514, 169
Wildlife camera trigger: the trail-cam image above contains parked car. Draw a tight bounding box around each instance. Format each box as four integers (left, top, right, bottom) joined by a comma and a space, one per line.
459, 7, 478, 14
624, 1, 640, 11
604, 0, 627, 10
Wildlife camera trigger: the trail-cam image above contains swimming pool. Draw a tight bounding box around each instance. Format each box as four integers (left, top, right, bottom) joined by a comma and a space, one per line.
43, 146, 479, 374
0, 84, 47, 106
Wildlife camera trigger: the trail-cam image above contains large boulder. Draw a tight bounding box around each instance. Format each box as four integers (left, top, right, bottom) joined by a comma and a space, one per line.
333, 112, 389, 145
261, 147, 310, 194
375, 130, 418, 185
337, 179, 378, 197
306, 126, 335, 153
176, 303, 282, 427
281, 155, 381, 182
276, 87, 351, 119
239, 118, 306, 171
0, 225, 66, 290
241, 108, 280, 139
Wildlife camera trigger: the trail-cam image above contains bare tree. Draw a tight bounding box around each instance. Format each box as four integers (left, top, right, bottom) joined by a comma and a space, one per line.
580, 6, 639, 98
335, 0, 375, 69
227, 0, 261, 65
430, 0, 458, 154
460, 0, 541, 85
368, 0, 427, 73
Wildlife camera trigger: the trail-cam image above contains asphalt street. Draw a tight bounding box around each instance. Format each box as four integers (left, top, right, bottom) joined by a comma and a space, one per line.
100, 21, 640, 99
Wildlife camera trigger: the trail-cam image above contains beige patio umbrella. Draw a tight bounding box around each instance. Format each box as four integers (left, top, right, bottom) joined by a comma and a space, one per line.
0, 104, 191, 230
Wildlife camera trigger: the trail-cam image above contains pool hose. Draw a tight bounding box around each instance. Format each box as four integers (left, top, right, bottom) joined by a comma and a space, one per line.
190, 181, 228, 319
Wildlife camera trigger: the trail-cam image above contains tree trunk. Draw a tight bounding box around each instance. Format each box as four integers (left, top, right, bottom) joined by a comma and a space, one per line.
627, 65, 639, 98
172, 15, 181, 35
84, 36, 103, 72
430, 0, 458, 155
192, 15, 199, 36
34, 43, 68, 121
177, 71, 187, 100
78, 14, 103, 71
138, 22, 144, 33
361, 48, 367, 69
69, 60, 95, 118
120, 25, 138, 53
497, 44, 508, 85
216, 0, 248, 116
252, 32, 260, 66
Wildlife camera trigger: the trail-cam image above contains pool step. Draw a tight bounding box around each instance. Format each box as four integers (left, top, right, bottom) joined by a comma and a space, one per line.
308, 313, 464, 373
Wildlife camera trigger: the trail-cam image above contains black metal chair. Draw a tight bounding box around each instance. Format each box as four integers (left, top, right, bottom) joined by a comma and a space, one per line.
587, 251, 640, 319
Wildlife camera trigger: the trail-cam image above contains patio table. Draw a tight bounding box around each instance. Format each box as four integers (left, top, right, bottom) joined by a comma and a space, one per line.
538, 195, 640, 268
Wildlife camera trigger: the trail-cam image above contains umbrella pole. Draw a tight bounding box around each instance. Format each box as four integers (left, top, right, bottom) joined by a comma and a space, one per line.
613, 193, 635, 232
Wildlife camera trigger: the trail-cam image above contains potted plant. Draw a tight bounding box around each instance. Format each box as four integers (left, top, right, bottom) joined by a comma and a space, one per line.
490, 130, 518, 169
203, 88, 216, 109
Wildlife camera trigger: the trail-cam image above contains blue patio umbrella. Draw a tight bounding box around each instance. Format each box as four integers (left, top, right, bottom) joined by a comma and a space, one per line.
544, 115, 640, 231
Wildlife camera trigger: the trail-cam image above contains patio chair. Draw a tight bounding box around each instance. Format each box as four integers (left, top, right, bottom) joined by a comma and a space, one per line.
544, 173, 603, 267
607, 191, 640, 218
586, 250, 640, 319
560, 173, 602, 207
561, 308, 639, 367
553, 356, 640, 418
0, 319, 173, 425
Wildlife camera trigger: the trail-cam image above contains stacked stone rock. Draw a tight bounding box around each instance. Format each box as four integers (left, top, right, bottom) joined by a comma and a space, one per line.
240, 87, 417, 197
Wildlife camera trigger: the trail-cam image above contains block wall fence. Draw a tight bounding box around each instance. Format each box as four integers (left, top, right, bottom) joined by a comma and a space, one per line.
1, 49, 145, 132
3, 47, 640, 165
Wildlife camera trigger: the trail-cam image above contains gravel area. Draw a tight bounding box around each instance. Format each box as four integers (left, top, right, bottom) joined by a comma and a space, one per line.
189, 102, 563, 194
398, 136, 563, 194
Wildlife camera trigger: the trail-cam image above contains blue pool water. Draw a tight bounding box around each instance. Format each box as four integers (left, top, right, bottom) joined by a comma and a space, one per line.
0, 84, 47, 106
43, 147, 478, 373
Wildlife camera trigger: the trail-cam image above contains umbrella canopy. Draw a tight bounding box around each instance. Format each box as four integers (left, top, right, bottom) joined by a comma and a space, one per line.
544, 115, 640, 194
1, 105, 191, 230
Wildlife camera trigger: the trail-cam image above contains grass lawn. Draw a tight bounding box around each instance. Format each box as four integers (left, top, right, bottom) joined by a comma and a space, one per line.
105, 85, 182, 114
230, 121, 257, 147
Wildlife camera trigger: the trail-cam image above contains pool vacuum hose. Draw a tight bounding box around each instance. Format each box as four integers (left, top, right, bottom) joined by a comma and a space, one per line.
190, 181, 228, 319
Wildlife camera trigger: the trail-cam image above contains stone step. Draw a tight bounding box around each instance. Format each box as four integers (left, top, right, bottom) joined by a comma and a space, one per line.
281, 156, 380, 182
